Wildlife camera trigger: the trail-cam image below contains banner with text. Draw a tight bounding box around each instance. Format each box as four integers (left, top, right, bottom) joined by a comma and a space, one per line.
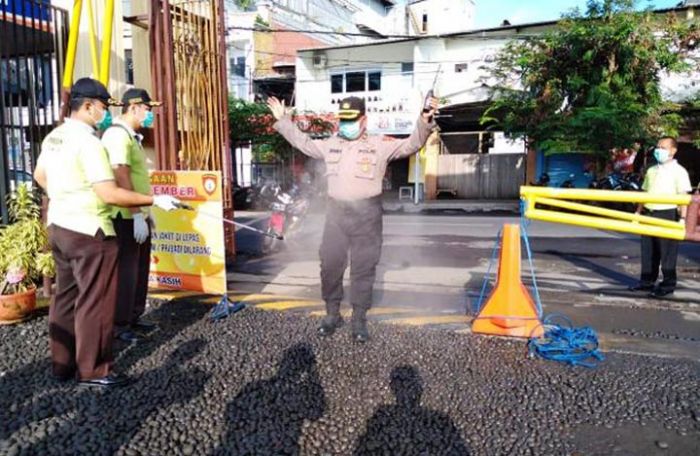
149, 170, 227, 295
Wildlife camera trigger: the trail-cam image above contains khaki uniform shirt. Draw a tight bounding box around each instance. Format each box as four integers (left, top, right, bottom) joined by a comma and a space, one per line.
642, 160, 691, 210
274, 116, 435, 201
37, 119, 116, 236
101, 120, 151, 219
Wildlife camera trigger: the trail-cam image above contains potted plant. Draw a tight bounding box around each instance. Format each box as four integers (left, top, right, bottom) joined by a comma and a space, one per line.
0, 185, 55, 323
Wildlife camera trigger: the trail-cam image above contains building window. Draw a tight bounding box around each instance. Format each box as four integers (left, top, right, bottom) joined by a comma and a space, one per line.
125, 49, 134, 84
368, 71, 381, 91
401, 62, 414, 74
231, 56, 246, 77
455, 63, 468, 73
421, 13, 428, 33
330, 70, 382, 94
346, 71, 366, 92
331, 74, 344, 93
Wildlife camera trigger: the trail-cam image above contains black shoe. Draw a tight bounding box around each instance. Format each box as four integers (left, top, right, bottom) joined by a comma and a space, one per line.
628, 284, 654, 292
351, 317, 369, 343
132, 319, 158, 332
116, 330, 139, 344
318, 315, 344, 337
648, 289, 674, 299
78, 373, 130, 388
51, 373, 74, 383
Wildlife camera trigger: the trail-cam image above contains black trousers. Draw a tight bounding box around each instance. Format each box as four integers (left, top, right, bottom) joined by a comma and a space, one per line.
640, 208, 679, 292
319, 196, 383, 318
48, 225, 118, 380
112, 215, 151, 330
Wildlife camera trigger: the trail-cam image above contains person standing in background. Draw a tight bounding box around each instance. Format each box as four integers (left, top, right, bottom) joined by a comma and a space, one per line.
629, 137, 691, 299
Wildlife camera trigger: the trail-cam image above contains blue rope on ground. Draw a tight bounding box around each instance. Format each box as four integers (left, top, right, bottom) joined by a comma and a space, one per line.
528, 314, 605, 368
519, 209, 544, 318
520, 199, 603, 368
474, 229, 502, 315
211, 296, 246, 321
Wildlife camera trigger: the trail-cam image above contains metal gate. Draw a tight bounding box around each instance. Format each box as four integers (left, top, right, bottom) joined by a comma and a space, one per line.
1, 0, 68, 222
149, 0, 234, 252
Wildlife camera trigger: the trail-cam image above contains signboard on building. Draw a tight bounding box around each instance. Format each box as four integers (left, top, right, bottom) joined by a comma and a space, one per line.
367, 112, 418, 135
149, 170, 227, 295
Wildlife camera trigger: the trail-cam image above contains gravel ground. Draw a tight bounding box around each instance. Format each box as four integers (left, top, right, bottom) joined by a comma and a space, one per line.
1, 300, 699, 456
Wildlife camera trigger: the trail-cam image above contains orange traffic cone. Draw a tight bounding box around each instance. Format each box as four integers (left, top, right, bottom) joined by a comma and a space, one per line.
472, 224, 543, 338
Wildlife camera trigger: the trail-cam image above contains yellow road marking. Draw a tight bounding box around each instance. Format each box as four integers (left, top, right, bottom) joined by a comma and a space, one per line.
309, 307, 416, 317
385, 315, 471, 326
255, 300, 323, 311
198, 294, 316, 304
148, 290, 202, 301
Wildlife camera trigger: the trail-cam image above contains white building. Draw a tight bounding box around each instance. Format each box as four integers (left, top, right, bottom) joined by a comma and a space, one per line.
294, 22, 548, 139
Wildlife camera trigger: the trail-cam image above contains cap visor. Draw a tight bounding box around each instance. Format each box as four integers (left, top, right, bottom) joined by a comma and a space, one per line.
107, 98, 124, 106
338, 111, 361, 120
146, 101, 163, 107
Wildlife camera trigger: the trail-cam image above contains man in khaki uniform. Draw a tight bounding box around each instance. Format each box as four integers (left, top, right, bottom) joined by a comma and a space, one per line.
630, 136, 691, 298
102, 88, 161, 344
268, 95, 437, 342
34, 78, 180, 387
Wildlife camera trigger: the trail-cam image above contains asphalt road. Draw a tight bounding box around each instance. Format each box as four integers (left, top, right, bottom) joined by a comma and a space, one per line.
231, 210, 700, 360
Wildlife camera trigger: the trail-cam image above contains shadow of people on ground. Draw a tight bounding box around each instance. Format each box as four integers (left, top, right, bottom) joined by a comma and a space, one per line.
354, 365, 470, 456
212, 342, 326, 455
115, 298, 210, 371
15, 339, 211, 456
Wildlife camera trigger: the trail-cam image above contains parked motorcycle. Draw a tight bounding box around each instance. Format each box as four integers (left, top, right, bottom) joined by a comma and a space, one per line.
589, 172, 641, 191
560, 174, 576, 188
259, 182, 311, 254
530, 173, 551, 187
588, 172, 642, 212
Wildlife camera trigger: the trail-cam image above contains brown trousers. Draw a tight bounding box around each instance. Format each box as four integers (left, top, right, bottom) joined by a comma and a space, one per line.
112, 216, 151, 330
48, 225, 118, 380
319, 196, 383, 318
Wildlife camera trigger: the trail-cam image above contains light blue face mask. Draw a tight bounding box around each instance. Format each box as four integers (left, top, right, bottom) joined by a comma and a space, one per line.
339, 121, 362, 140
141, 110, 155, 128
653, 147, 670, 164
95, 108, 113, 131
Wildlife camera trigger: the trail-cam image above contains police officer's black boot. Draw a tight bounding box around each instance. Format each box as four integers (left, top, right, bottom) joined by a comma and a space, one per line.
351, 310, 369, 343
318, 302, 343, 337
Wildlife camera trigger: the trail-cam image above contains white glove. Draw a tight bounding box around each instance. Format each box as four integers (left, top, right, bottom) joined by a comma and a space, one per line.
132, 213, 149, 244
153, 194, 181, 212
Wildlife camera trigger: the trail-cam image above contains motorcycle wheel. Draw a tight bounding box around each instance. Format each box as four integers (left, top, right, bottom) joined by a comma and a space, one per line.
261, 228, 280, 254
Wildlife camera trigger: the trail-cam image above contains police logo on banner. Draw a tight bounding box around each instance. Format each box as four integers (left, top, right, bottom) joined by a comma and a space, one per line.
202, 174, 218, 196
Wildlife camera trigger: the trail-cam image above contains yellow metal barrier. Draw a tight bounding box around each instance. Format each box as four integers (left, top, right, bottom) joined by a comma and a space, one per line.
62, 0, 83, 90
61, 0, 116, 101
520, 186, 695, 241
98, 0, 115, 85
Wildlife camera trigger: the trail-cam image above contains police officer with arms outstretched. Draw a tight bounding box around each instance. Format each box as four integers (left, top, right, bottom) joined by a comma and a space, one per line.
268, 95, 437, 342
34, 78, 180, 387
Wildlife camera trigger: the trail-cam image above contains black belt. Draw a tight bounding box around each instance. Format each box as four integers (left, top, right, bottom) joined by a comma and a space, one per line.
329, 195, 382, 210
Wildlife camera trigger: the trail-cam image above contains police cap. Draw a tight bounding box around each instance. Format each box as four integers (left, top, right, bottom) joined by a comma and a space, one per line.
337, 96, 365, 121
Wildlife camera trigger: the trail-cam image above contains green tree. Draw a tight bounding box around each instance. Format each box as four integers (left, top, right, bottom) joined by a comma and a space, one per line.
228, 97, 335, 162
482, 0, 700, 157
